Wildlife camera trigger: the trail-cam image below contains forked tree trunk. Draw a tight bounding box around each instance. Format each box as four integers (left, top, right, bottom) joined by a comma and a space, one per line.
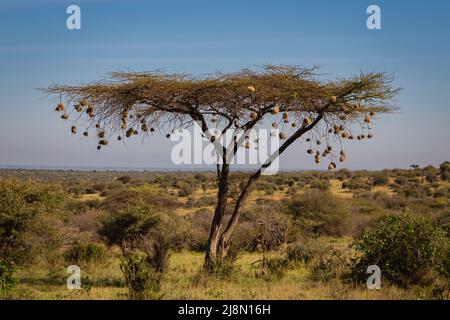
204, 113, 324, 270
217, 171, 261, 257
204, 167, 261, 269
204, 164, 229, 270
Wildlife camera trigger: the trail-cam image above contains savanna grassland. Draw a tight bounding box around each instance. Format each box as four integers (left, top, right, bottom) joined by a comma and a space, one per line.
1, 163, 450, 300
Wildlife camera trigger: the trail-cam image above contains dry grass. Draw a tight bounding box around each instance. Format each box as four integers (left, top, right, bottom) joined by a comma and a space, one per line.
10, 249, 421, 300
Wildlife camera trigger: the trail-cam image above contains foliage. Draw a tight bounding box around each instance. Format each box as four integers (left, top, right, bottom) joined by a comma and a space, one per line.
97, 201, 159, 249
120, 250, 164, 299
64, 243, 108, 265
351, 214, 447, 288
287, 238, 330, 264
286, 190, 350, 236
440, 161, 450, 181
0, 259, 18, 296
0, 178, 66, 265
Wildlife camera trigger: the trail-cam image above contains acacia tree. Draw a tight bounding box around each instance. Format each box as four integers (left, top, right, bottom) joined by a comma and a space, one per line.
44, 65, 398, 269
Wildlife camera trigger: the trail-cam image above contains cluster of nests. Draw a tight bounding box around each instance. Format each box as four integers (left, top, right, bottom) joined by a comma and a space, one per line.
55, 101, 157, 150
306, 146, 346, 170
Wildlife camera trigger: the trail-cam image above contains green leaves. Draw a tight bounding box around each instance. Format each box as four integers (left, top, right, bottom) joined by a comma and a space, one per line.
352, 214, 448, 288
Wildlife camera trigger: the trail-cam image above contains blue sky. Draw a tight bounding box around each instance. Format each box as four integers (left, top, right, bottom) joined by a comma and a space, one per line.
0, 0, 449, 170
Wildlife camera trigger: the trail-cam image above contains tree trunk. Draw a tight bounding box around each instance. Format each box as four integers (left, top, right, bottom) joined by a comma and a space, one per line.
204, 164, 229, 270
204, 113, 324, 269
217, 170, 261, 257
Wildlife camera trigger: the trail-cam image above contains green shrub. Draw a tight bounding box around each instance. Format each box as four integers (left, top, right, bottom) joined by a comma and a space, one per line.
351, 214, 447, 288
439, 161, 450, 181
287, 238, 329, 264
254, 256, 289, 280
309, 179, 330, 191
0, 259, 18, 296
64, 243, 107, 265
372, 173, 389, 186
286, 190, 350, 237
309, 249, 352, 282
120, 250, 163, 299
98, 201, 159, 249
0, 178, 66, 265
342, 178, 372, 191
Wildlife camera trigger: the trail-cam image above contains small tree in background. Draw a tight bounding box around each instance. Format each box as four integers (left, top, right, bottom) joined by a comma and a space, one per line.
44, 65, 398, 270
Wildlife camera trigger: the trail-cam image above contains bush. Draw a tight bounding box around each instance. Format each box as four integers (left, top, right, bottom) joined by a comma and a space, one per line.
440, 161, 450, 181
98, 201, 159, 249
309, 179, 330, 191
310, 249, 352, 282
0, 178, 66, 265
351, 214, 447, 288
342, 178, 372, 191
372, 173, 389, 186
254, 256, 289, 280
286, 190, 350, 237
233, 207, 291, 252
287, 238, 329, 264
64, 243, 107, 265
120, 250, 163, 299
0, 259, 18, 296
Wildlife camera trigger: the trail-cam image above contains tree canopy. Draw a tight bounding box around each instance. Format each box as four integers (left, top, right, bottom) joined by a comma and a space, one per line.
44, 65, 398, 169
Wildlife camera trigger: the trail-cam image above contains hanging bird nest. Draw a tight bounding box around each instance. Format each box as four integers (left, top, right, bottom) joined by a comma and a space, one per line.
117, 136, 122, 141
315, 155, 321, 164
55, 103, 65, 112
307, 149, 314, 155
367, 133, 373, 139
99, 139, 108, 146
282, 112, 289, 120
126, 128, 134, 138
71, 126, 77, 134
61, 113, 68, 120
271, 104, 280, 115
247, 86, 256, 92
97, 145, 101, 150
272, 122, 278, 128
279, 132, 287, 140
291, 122, 297, 128
98, 131, 105, 138
86, 106, 94, 117
250, 112, 258, 120
330, 96, 337, 103
364, 115, 372, 124
80, 99, 88, 107
83, 131, 88, 137
302, 117, 312, 127
74, 104, 82, 112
